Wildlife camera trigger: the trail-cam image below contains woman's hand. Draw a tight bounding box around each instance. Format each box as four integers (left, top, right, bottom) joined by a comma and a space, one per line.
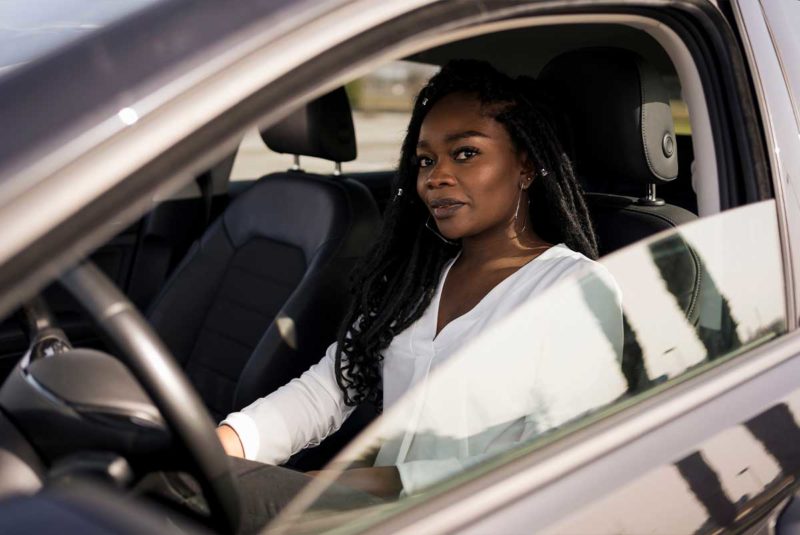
308, 466, 402, 498
216, 424, 245, 458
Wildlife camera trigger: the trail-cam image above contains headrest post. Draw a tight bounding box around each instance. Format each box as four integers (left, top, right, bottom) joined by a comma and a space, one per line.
290, 155, 303, 172
333, 162, 342, 176
637, 183, 665, 207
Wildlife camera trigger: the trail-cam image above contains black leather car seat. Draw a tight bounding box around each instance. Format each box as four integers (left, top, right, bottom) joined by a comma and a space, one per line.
540, 48, 700, 317
147, 88, 381, 420
540, 48, 703, 391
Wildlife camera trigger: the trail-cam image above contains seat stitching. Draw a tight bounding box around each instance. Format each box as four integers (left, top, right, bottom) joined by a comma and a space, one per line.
685, 244, 703, 324
638, 58, 670, 182
623, 207, 683, 228
639, 58, 654, 177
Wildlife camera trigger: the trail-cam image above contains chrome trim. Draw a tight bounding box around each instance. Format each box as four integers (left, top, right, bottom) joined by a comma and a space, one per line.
21, 365, 65, 408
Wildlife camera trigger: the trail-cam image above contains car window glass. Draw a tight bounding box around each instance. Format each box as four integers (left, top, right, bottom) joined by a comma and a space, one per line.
762, 0, 800, 121
229, 61, 438, 181
274, 200, 786, 534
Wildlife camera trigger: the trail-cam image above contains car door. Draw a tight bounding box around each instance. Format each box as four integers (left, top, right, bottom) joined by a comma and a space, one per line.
266, 198, 792, 535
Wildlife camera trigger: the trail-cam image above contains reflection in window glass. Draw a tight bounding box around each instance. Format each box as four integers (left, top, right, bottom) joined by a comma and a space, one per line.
273, 201, 786, 535
609, 201, 785, 391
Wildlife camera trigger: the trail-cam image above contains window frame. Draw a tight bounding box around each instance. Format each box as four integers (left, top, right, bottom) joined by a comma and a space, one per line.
732, 0, 800, 333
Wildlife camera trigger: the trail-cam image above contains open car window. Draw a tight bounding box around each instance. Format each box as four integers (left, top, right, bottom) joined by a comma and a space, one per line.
272, 200, 787, 534
229, 60, 439, 180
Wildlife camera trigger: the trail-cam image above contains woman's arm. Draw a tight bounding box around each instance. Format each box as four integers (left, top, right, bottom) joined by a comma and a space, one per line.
217, 424, 244, 457
219, 341, 356, 464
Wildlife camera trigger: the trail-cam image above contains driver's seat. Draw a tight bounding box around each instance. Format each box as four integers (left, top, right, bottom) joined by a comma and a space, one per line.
147, 88, 380, 421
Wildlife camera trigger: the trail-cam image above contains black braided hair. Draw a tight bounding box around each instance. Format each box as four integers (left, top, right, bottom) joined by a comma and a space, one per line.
333, 59, 599, 407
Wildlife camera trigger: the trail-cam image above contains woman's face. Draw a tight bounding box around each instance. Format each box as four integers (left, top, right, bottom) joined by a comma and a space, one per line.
415, 92, 531, 241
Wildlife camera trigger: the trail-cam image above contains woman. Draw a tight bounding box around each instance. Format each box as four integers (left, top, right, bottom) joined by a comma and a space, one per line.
211, 59, 620, 523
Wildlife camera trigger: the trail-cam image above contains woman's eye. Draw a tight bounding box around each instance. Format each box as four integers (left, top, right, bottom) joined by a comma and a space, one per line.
454, 147, 479, 161
417, 156, 433, 168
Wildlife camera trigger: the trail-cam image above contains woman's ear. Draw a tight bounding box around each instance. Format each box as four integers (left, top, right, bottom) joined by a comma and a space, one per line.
518, 154, 535, 190
519, 163, 535, 190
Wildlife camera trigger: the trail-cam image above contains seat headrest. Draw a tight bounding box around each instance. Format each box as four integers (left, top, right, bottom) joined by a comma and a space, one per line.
539, 47, 678, 186
261, 87, 357, 163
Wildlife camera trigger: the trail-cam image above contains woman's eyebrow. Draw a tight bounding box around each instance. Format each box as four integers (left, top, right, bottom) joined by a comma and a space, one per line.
446, 130, 490, 143
417, 130, 489, 148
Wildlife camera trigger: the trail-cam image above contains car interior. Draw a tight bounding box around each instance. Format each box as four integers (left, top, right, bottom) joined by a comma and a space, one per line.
0, 13, 762, 533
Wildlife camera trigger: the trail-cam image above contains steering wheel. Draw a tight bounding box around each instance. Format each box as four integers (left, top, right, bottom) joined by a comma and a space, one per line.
39, 261, 242, 533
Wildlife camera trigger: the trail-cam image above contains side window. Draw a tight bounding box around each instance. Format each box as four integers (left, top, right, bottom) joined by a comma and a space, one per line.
297, 200, 786, 525
229, 61, 438, 181
347, 61, 438, 171
606, 201, 785, 388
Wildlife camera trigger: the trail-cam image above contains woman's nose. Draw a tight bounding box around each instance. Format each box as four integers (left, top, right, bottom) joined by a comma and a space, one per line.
426, 164, 456, 188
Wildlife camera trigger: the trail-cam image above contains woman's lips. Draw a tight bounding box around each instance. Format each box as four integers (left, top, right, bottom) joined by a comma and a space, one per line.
431, 201, 465, 219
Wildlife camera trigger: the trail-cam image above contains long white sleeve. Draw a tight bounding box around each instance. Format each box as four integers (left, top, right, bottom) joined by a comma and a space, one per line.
220, 342, 355, 465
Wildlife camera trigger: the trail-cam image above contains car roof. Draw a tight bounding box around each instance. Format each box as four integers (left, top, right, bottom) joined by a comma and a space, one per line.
0, 0, 160, 76
0, 0, 331, 189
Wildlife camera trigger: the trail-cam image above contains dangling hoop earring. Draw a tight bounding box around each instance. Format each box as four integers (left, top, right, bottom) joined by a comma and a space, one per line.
514, 180, 531, 233
514, 186, 524, 232
425, 216, 459, 246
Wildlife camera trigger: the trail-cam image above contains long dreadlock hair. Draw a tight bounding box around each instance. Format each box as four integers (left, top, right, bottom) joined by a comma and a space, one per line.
334, 59, 599, 407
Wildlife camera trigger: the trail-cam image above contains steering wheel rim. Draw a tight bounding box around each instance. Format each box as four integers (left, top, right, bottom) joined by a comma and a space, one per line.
57, 261, 241, 533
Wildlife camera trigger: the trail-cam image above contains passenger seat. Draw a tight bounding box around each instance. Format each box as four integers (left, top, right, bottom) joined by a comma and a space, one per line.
540, 47, 700, 318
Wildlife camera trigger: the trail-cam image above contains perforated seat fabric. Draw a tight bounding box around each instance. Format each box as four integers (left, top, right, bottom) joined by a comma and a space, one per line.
147, 173, 380, 420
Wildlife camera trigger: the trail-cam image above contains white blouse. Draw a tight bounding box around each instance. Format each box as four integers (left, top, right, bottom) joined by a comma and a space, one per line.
221, 244, 626, 493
